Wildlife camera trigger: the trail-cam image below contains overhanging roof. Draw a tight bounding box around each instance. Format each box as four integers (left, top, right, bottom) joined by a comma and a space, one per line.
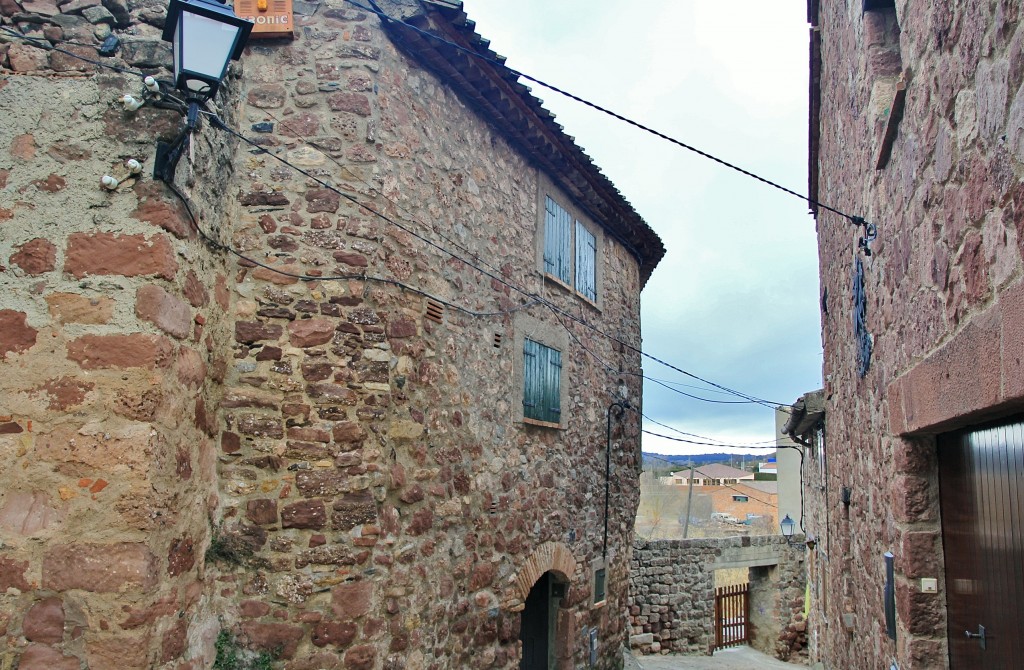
377, 0, 666, 285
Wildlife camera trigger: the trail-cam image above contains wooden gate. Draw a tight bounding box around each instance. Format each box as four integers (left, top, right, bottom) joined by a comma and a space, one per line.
939, 417, 1024, 668
713, 583, 750, 651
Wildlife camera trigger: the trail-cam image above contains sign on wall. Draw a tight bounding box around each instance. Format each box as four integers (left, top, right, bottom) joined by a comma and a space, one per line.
236, 0, 294, 39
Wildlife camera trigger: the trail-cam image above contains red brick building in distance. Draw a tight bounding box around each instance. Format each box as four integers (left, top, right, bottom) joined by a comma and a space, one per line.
806, 0, 1024, 668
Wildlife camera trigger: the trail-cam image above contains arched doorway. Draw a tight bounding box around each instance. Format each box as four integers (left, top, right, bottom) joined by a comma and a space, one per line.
519, 571, 566, 670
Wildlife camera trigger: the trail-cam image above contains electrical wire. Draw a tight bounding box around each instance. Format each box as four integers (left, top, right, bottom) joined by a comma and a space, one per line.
344, 0, 876, 234
244, 106, 516, 288
638, 410, 778, 447
208, 115, 792, 409
0, 25, 146, 77
163, 175, 542, 320
0, 26, 799, 413
241, 107, 793, 409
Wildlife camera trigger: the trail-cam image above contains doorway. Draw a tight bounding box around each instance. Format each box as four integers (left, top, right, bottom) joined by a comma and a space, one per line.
938, 416, 1024, 667
519, 571, 565, 670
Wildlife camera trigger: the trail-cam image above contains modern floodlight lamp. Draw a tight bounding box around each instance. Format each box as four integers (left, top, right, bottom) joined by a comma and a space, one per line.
162, 0, 253, 99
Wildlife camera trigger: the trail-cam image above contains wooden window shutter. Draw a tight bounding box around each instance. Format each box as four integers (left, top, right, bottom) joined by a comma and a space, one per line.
544, 196, 572, 285
575, 221, 597, 301
523, 338, 561, 424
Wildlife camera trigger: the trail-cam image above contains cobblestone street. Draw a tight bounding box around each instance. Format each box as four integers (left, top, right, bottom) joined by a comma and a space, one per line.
630, 646, 804, 669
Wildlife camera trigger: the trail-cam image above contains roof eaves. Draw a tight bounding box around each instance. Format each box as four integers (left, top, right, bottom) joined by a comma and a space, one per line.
379, 2, 665, 285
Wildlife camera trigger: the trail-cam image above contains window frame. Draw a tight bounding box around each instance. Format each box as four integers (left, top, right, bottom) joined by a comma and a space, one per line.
536, 175, 603, 308
513, 314, 569, 429
522, 338, 562, 426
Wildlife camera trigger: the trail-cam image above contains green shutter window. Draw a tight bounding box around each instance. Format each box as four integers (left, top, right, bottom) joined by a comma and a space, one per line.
575, 221, 597, 301
523, 338, 562, 424
544, 196, 572, 285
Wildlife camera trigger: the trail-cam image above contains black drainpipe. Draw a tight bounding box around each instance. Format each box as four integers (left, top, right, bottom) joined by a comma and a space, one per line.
604, 400, 629, 559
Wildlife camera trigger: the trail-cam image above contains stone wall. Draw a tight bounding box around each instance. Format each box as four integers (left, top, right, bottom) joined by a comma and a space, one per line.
628, 536, 805, 658
810, 0, 1024, 668
0, 26, 237, 670
1, 0, 650, 668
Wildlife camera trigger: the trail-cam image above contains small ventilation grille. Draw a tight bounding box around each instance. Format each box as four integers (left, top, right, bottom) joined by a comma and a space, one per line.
489, 499, 499, 515
492, 333, 503, 348
425, 300, 444, 324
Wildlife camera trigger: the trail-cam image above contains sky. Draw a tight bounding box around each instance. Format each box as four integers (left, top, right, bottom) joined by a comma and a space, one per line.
463, 2, 823, 455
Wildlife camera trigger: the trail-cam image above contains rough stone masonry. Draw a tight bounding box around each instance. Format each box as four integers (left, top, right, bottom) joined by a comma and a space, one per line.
809, 1, 1024, 669
0, 0, 663, 668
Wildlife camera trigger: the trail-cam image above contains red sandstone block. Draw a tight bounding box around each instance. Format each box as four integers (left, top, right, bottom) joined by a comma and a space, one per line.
331, 580, 373, 620
167, 536, 195, 577
311, 620, 357, 648
1000, 278, 1024, 401
86, 634, 150, 670
65, 232, 177, 280
67, 333, 174, 369
0, 309, 37, 359
898, 308, 1001, 433
281, 500, 326, 529
43, 543, 157, 592
0, 555, 30, 590
239, 622, 303, 659
289, 318, 336, 347
246, 499, 278, 525
136, 284, 192, 339
17, 645, 79, 670
10, 238, 56, 274
160, 618, 188, 664
343, 644, 376, 670
46, 292, 115, 324
7, 44, 49, 72
23, 597, 65, 643
132, 198, 192, 240
240, 600, 271, 618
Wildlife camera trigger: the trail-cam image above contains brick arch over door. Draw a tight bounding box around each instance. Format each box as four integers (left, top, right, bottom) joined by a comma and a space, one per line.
507, 542, 577, 608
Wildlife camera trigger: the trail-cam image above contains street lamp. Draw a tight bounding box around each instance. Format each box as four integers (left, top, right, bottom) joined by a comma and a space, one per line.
780, 514, 796, 544
162, 0, 253, 100
154, 0, 252, 183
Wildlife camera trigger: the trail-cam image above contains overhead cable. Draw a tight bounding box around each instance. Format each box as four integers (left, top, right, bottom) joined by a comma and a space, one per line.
0, 26, 795, 412
343, 0, 876, 234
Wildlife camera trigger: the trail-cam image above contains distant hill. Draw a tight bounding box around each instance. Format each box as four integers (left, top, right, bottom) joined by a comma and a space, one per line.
642, 452, 775, 473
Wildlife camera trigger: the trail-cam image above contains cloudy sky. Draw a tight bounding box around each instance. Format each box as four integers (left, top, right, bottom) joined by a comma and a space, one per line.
463, 2, 823, 455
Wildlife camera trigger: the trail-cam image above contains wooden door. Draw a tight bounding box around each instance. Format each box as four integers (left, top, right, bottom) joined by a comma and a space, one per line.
938, 417, 1024, 667
520, 573, 551, 670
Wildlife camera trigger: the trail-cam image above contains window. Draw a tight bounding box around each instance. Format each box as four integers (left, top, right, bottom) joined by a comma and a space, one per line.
732, 495, 749, 503
591, 558, 607, 607
593, 567, 606, 605
543, 196, 598, 302
523, 338, 561, 425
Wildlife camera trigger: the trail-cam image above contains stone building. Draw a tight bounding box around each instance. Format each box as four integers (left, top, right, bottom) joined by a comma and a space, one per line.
0, 0, 664, 668
808, 0, 1023, 668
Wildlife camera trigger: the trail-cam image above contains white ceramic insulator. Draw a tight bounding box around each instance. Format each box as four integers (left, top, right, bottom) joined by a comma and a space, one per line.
143, 76, 160, 93
125, 159, 142, 174
100, 175, 119, 190
121, 95, 144, 112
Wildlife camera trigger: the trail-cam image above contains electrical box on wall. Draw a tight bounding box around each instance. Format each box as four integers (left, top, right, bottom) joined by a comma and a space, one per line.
235, 0, 294, 39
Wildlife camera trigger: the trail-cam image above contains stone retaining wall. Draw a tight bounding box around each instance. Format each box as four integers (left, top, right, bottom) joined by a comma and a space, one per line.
628, 536, 806, 659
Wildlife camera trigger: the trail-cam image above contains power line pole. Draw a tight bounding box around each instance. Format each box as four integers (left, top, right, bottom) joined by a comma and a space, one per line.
682, 464, 695, 539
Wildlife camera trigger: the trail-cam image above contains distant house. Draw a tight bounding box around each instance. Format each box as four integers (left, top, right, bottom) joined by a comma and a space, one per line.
757, 460, 777, 475
704, 481, 778, 526
663, 463, 755, 486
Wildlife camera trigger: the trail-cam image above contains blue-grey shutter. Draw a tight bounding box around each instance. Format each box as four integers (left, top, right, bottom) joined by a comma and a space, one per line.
544, 197, 571, 285
575, 221, 597, 301
523, 338, 561, 424
523, 338, 541, 420
544, 347, 561, 422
